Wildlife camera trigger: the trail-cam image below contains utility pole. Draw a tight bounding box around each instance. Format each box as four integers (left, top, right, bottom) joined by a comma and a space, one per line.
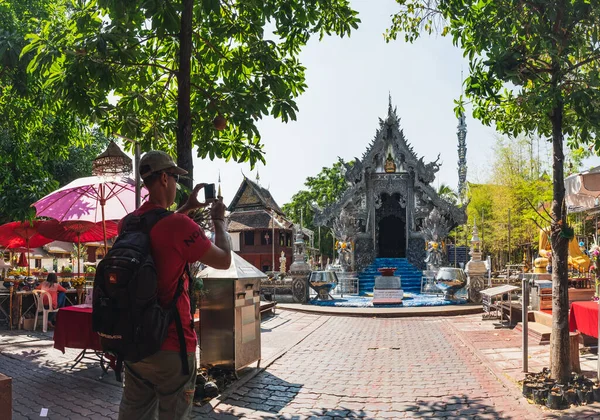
508, 209, 512, 264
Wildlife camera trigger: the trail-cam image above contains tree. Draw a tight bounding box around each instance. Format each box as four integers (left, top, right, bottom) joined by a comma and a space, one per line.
25, 0, 360, 191
0, 0, 109, 223
389, 0, 600, 383
283, 158, 352, 258
437, 183, 458, 205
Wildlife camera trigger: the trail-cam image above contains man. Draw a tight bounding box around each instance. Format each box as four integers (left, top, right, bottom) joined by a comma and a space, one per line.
118, 150, 231, 420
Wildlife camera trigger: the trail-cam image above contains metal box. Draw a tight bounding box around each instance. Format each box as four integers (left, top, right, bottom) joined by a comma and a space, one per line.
199, 252, 265, 371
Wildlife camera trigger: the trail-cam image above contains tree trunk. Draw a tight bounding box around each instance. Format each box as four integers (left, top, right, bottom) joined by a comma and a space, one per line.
177, 0, 194, 192
549, 88, 570, 384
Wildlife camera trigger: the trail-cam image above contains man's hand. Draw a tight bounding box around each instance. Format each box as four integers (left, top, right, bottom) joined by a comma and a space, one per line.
176, 183, 214, 215
210, 196, 226, 221
200, 195, 232, 269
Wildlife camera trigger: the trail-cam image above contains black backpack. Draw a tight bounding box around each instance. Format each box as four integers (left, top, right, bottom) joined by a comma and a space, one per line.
92, 208, 192, 381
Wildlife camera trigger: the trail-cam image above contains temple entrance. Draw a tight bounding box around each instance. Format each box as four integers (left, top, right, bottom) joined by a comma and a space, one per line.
378, 215, 405, 258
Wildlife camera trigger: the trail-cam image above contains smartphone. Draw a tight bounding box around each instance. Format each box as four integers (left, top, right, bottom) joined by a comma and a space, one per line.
204, 183, 216, 201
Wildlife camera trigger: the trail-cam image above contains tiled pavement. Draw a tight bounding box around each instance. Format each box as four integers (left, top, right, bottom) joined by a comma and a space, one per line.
3, 311, 600, 419
211, 316, 543, 419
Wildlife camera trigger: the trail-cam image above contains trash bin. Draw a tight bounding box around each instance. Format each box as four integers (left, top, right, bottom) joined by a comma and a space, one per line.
199, 252, 266, 371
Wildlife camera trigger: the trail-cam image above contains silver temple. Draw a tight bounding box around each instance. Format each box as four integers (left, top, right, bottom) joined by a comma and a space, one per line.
314, 97, 467, 275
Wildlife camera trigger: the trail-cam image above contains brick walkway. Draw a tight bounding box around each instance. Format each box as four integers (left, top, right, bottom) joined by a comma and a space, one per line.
211, 316, 543, 419
3, 311, 600, 419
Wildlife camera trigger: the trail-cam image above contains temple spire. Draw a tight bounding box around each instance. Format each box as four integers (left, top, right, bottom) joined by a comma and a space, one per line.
457, 72, 468, 201
388, 92, 393, 116
217, 170, 222, 197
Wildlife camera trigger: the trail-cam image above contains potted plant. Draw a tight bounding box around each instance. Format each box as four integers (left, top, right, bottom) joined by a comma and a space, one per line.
71, 277, 85, 290
85, 265, 96, 279
61, 266, 73, 278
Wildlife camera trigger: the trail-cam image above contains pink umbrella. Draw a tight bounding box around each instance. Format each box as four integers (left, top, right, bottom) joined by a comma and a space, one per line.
31, 175, 148, 253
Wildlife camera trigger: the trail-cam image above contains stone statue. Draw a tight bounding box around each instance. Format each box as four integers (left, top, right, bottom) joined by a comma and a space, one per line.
424, 241, 443, 271
422, 208, 450, 270
279, 251, 287, 274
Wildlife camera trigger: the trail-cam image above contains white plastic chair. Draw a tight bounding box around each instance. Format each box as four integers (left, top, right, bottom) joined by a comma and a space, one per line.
32, 290, 59, 332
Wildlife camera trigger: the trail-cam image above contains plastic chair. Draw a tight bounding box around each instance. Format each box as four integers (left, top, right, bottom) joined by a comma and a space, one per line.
32, 290, 59, 332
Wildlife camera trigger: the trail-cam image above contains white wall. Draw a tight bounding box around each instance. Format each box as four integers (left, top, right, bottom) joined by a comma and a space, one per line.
230, 232, 240, 252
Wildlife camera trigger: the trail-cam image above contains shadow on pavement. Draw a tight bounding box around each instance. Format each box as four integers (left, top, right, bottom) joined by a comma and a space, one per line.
221, 370, 303, 413
216, 392, 541, 419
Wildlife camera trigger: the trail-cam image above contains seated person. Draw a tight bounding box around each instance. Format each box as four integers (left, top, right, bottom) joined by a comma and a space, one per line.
35, 272, 67, 328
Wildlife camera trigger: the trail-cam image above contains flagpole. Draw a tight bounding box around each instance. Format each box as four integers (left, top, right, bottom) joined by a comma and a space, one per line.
101, 184, 108, 256
26, 237, 30, 276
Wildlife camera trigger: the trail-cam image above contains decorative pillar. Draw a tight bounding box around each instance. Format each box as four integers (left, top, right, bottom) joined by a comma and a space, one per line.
289, 228, 310, 303
465, 219, 487, 303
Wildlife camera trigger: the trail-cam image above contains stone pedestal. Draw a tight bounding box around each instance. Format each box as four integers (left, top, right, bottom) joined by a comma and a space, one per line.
290, 275, 309, 303
465, 261, 487, 304
0, 373, 12, 420
373, 276, 404, 305
465, 220, 486, 304
289, 229, 311, 304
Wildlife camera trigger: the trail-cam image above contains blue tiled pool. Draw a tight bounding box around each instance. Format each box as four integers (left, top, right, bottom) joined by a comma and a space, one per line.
308, 292, 468, 308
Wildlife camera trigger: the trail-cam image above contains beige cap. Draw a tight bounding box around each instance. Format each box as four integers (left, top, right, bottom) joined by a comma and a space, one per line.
139, 151, 188, 179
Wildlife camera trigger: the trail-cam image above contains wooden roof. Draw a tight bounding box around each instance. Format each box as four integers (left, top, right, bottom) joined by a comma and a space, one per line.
227, 177, 284, 215
227, 209, 293, 231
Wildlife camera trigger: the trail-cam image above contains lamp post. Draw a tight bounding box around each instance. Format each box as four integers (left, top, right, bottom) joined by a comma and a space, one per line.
113, 133, 141, 209
266, 208, 275, 271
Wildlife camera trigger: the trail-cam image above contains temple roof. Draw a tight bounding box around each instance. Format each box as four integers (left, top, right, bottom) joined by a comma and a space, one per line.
227, 209, 293, 231
313, 96, 466, 229
228, 177, 284, 215
358, 96, 441, 184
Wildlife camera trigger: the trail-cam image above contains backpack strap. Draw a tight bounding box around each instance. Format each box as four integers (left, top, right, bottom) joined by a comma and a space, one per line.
122, 208, 172, 234
115, 356, 124, 382
170, 265, 190, 376
185, 264, 195, 330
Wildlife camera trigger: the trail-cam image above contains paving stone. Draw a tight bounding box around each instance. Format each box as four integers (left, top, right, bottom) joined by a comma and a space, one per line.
1, 312, 594, 419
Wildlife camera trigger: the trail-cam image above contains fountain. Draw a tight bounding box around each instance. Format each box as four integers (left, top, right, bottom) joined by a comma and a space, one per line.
308, 271, 338, 300
434, 267, 467, 300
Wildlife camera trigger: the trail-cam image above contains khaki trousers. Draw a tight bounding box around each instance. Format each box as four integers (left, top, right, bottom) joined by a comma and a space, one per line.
118, 351, 197, 420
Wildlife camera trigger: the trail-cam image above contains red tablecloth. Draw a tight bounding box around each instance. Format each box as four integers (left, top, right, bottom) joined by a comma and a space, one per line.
53, 305, 101, 353
569, 301, 599, 338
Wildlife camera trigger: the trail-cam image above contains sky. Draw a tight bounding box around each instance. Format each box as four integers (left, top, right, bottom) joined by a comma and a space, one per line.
187, 0, 590, 208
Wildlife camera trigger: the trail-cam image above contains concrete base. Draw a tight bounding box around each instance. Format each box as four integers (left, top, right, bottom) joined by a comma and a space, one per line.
0, 373, 11, 420
372, 288, 404, 305
277, 302, 482, 318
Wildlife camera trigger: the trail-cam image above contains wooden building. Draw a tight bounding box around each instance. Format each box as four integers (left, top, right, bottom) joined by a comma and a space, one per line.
227, 178, 294, 272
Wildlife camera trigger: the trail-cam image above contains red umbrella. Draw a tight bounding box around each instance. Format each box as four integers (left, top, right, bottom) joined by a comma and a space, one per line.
37, 220, 119, 277
17, 252, 28, 268
0, 221, 53, 275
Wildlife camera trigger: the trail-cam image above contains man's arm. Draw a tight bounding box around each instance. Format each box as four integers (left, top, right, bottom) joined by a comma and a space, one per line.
200, 219, 231, 269
199, 199, 231, 269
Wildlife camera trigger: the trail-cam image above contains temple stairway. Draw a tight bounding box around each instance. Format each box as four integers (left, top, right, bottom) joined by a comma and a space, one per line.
358, 258, 423, 295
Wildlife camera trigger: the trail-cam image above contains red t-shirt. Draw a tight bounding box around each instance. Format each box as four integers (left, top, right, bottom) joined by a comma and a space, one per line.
125, 202, 211, 353
35, 282, 67, 308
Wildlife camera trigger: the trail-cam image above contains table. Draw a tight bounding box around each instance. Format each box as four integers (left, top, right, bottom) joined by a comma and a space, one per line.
480, 284, 520, 325
13, 289, 79, 329
53, 304, 110, 377
0, 292, 11, 327
569, 301, 599, 338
